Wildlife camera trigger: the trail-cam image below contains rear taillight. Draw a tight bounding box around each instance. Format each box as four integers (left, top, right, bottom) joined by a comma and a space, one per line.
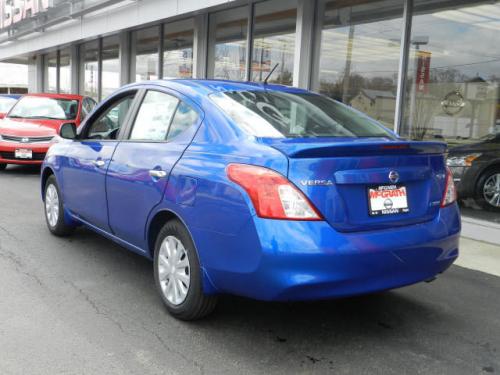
226, 163, 322, 221
441, 167, 457, 207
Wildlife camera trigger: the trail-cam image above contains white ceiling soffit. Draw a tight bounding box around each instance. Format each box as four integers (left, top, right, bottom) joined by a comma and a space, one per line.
0, 0, 234, 61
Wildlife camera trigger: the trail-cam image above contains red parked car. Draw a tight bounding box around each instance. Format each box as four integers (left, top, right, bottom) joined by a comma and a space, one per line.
0, 93, 97, 169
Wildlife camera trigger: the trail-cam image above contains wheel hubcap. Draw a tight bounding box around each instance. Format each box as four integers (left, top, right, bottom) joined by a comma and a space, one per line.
483, 173, 500, 208
157, 236, 191, 306
45, 184, 59, 227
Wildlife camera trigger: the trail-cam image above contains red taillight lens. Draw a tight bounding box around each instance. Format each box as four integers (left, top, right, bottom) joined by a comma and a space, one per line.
226, 163, 322, 221
441, 166, 457, 207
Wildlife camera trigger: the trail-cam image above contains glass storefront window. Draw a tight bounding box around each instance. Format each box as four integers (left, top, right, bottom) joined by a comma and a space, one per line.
163, 19, 194, 79
102, 36, 120, 99
44, 51, 57, 93
80, 40, 99, 100
209, 7, 248, 80
132, 26, 160, 82
401, 0, 500, 218
59, 49, 71, 94
251, 0, 297, 85
315, 0, 404, 128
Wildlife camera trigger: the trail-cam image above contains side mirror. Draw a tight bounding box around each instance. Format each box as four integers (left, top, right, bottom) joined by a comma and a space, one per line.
60, 123, 77, 140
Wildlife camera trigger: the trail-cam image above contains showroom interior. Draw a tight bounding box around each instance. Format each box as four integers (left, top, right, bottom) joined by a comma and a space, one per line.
0, 0, 499, 243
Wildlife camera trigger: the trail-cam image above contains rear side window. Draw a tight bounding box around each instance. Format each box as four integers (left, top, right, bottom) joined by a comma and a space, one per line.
167, 102, 199, 141
210, 90, 395, 139
130, 91, 179, 141
128, 90, 199, 142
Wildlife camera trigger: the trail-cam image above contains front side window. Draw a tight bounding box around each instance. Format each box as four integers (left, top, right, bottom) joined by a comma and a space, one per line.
315, 0, 404, 128
101, 36, 120, 99
0, 97, 18, 113
86, 94, 135, 140
401, 0, 500, 221
81, 104, 89, 120
210, 90, 395, 139
163, 18, 194, 79
59, 49, 72, 94
402, 1, 500, 143
81, 98, 97, 120
251, 0, 297, 85
86, 98, 97, 113
80, 40, 99, 101
209, 7, 248, 80
44, 51, 58, 93
132, 26, 160, 82
8, 96, 79, 120
129, 91, 179, 141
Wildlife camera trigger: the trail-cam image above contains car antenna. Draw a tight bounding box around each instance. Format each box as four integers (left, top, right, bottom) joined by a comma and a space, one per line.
263, 63, 279, 85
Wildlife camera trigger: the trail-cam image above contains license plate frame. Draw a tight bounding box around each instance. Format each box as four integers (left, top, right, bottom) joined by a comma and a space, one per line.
15, 148, 33, 159
368, 184, 409, 216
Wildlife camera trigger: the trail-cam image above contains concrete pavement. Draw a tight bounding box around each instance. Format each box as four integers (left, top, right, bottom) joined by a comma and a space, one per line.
456, 238, 500, 277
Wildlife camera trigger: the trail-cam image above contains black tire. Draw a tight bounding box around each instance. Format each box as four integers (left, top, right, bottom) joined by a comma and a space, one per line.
475, 167, 500, 212
0, 164, 6, 171
44, 175, 75, 236
154, 219, 217, 320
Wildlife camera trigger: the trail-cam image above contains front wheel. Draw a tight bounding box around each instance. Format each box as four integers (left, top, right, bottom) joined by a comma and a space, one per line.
154, 219, 217, 320
0, 164, 6, 171
476, 168, 500, 212
44, 175, 74, 236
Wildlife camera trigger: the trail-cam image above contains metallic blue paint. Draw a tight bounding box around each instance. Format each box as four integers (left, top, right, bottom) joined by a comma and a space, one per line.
41, 79, 460, 301
62, 140, 118, 231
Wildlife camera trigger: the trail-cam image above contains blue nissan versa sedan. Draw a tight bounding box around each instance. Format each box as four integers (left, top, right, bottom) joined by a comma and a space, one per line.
41, 80, 460, 320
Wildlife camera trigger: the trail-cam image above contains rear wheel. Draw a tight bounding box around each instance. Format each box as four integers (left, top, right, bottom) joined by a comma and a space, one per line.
476, 168, 500, 212
154, 219, 217, 320
44, 175, 74, 236
0, 164, 6, 171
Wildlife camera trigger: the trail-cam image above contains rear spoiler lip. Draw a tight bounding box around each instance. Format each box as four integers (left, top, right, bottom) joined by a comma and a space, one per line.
260, 138, 447, 158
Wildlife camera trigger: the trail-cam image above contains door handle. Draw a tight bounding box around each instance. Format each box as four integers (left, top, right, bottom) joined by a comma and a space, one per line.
149, 170, 167, 179
93, 160, 105, 168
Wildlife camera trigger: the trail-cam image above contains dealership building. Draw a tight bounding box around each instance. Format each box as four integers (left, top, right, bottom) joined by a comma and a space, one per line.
0, 0, 499, 242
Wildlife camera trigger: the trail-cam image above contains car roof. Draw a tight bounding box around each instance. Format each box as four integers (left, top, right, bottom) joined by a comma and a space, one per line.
125, 79, 313, 97
25, 93, 84, 100
0, 94, 22, 99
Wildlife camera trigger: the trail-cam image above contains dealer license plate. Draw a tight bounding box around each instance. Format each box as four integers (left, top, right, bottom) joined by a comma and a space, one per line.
368, 185, 409, 216
15, 149, 33, 159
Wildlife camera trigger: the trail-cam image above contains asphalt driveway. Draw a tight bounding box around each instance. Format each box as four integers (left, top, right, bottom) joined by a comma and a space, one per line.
0, 165, 499, 375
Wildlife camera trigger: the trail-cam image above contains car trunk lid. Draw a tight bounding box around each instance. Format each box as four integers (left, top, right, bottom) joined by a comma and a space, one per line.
262, 137, 448, 232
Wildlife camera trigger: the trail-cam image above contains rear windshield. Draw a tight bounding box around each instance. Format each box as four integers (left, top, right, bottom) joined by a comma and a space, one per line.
210, 90, 395, 139
8, 96, 79, 120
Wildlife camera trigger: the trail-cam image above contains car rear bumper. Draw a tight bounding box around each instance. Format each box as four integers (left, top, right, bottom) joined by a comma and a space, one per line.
0, 143, 49, 165
201, 204, 461, 301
